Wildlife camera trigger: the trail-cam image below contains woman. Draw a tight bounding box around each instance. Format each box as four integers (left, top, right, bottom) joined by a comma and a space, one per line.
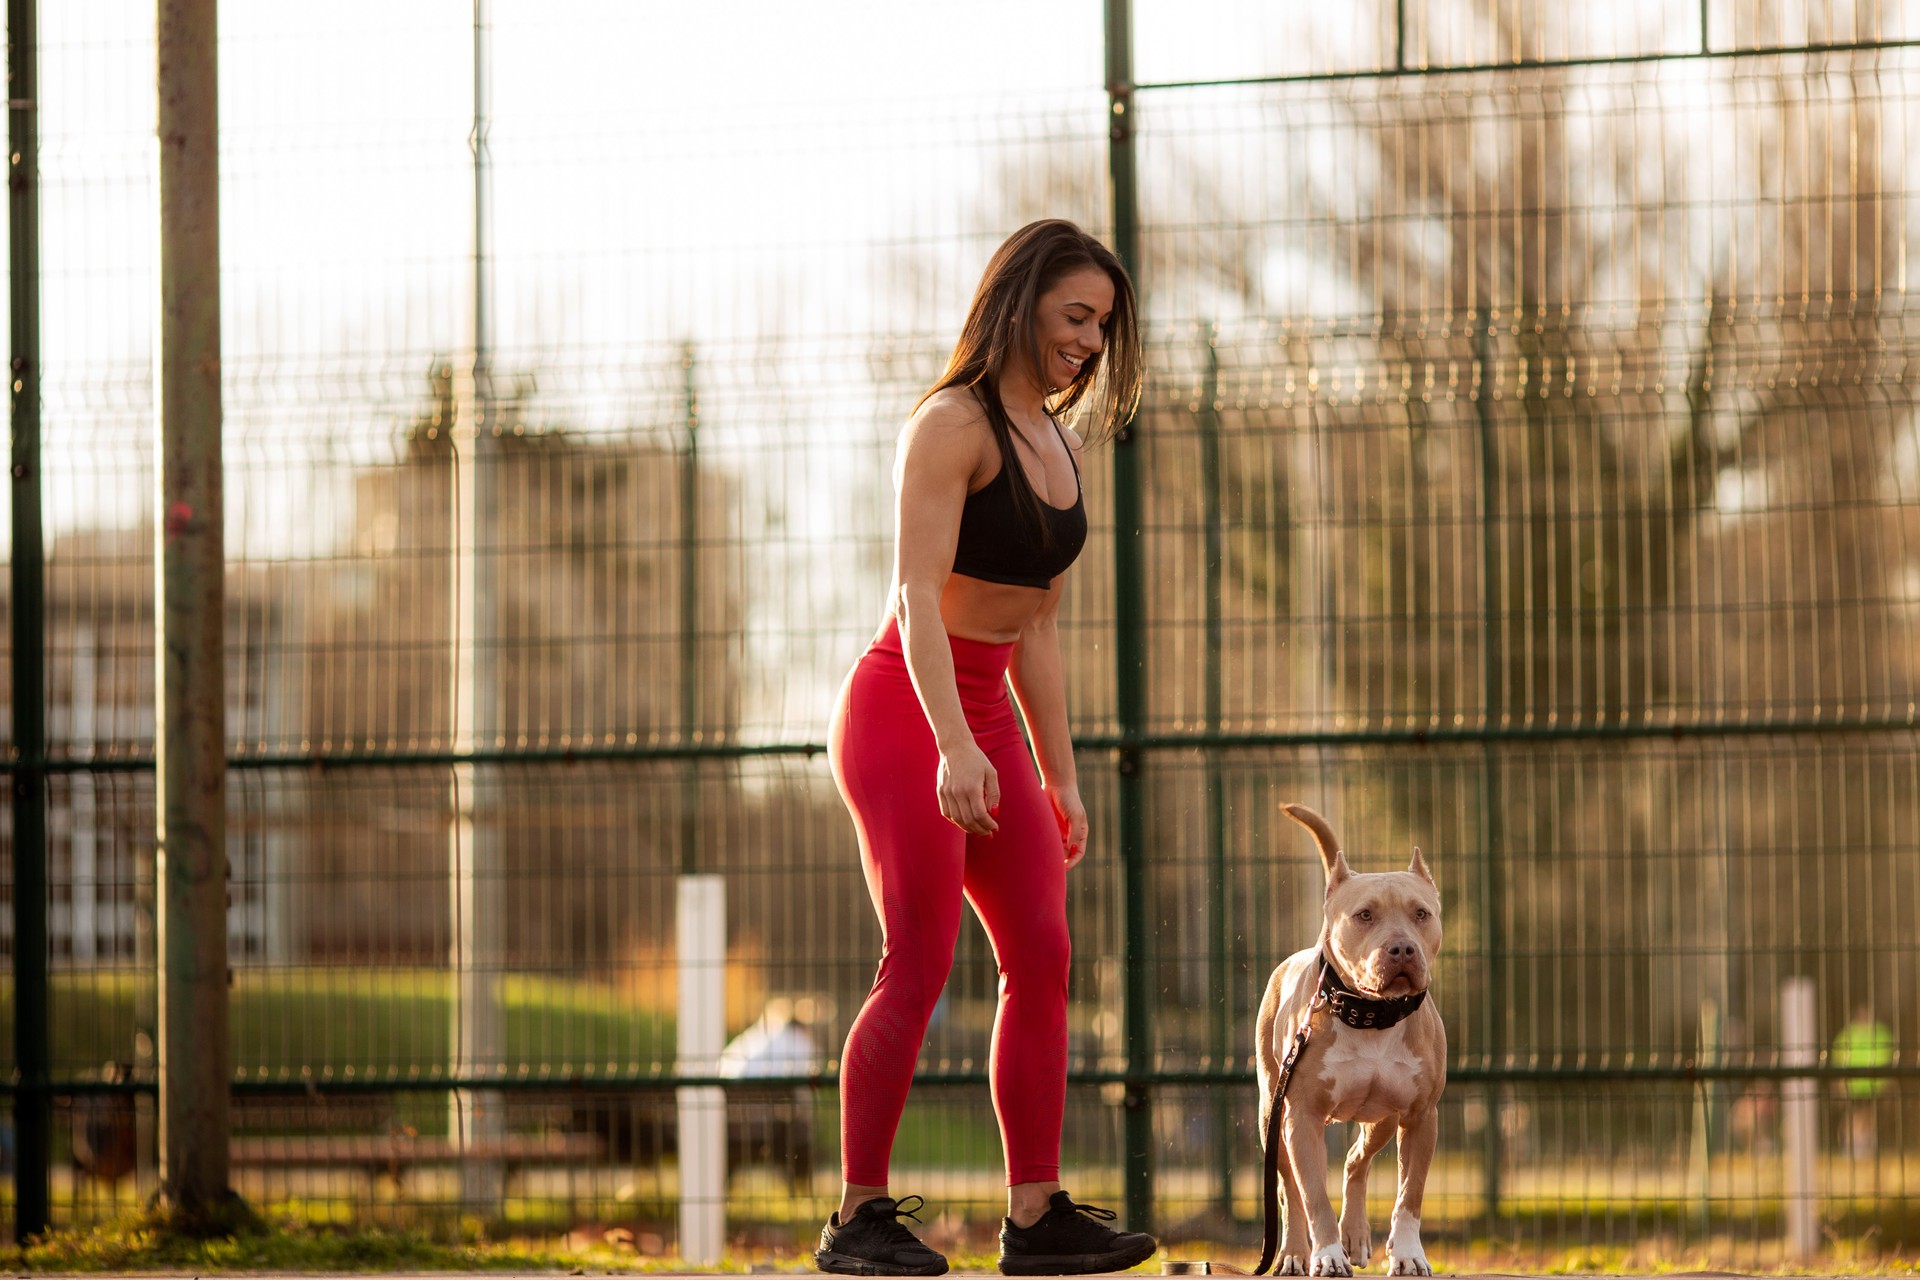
815, 220, 1155, 1278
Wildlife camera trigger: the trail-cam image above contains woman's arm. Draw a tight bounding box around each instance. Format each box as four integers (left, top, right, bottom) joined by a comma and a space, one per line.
894, 400, 1001, 837
1008, 582, 1088, 867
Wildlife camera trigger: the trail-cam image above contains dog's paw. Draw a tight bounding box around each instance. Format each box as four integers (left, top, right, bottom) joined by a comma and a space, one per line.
1386, 1211, 1430, 1275
1309, 1244, 1353, 1277
1338, 1218, 1372, 1269
1276, 1257, 1308, 1276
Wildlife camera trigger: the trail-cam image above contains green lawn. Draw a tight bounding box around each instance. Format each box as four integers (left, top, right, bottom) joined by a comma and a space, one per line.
1, 969, 673, 1082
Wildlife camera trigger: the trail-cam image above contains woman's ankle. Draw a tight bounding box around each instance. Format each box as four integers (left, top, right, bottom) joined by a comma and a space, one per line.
838, 1183, 891, 1223
1006, 1179, 1061, 1229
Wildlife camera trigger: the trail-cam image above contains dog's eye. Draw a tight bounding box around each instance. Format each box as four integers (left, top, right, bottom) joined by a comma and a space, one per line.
1415, 908, 1429, 921
1356, 909, 1372, 922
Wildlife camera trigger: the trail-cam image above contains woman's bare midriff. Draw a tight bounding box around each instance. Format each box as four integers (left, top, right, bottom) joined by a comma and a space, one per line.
883, 573, 1051, 646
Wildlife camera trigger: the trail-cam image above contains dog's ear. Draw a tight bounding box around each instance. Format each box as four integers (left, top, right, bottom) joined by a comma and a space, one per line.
1282, 803, 1350, 889
1408, 846, 1435, 885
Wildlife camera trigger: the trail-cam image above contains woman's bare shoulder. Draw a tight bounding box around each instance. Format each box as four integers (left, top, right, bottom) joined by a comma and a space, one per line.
909, 385, 991, 434
900, 387, 993, 466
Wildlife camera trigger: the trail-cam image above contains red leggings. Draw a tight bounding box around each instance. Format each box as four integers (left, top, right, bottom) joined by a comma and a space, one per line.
829, 616, 1069, 1187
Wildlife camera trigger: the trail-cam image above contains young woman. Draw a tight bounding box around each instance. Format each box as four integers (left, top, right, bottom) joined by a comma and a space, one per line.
815, 220, 1154, 1278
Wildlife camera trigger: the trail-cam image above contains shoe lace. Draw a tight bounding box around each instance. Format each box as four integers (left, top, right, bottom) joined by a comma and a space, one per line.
1058, 1196, 1118, 1223
869, 1194, 931, 1242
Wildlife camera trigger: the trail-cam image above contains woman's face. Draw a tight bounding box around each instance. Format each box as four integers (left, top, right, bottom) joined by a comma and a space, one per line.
1030, 264, 1116, 394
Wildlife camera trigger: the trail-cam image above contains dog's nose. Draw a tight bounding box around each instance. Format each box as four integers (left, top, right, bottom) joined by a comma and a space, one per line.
1386, 938, 1419, 962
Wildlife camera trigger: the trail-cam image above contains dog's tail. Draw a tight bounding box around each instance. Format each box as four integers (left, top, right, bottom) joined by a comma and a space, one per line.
1281, 803, 1346, 881
1253, 1079, 1285, 1274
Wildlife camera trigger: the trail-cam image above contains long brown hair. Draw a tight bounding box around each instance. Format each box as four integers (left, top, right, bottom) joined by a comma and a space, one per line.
916, 219, 1142, 547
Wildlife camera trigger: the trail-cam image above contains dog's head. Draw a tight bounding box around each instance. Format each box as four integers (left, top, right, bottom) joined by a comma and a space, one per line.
1282, 802, 1442, 999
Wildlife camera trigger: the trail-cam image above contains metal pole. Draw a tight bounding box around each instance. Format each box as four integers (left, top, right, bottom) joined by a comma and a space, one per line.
675, 876, 727, 1264
450, 0, 505, 1212
1471, 309, 1506, 1233
1197, 327, 1234, 1224
673, 343, 725, 1260
1105, 0, 1154, 1233
7, 0, 50, 1238
155, 0, 239, 1231
1780, 977, 1821, 1258
679, 341, 700, 875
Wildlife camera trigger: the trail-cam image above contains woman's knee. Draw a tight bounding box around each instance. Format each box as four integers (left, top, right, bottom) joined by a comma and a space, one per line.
872, 947, 960, 1022
999, 928, 1071, 995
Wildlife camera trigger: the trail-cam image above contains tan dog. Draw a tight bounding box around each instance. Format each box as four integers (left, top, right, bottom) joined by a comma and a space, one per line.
1254, 804, 1446, 1277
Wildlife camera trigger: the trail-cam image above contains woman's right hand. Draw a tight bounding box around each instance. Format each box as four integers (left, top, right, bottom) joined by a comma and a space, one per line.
937, 741, 1001, 836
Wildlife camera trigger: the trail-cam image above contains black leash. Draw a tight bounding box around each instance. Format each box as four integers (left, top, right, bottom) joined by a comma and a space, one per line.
1252, 957, 1429, 1275
1252, 967, 1327, 1276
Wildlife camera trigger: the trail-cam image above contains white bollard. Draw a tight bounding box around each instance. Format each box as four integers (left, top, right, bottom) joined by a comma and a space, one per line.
677, 875, 728, 1267
1780, 977, 1820, 1260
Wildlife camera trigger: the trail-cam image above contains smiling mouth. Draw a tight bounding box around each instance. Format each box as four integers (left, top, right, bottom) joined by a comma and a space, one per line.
1059, 352, 1087, 376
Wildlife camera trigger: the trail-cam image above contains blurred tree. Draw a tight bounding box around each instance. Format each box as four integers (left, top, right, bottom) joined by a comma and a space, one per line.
293, 358, 747, 971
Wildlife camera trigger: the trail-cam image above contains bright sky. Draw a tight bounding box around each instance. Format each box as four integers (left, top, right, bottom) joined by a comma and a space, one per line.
16, 1, 1920, 452
36, 1, 1113, 365
22, 1, 1114, 547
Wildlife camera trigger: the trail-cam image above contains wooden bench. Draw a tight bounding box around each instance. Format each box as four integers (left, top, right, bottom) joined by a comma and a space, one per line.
546, 1085, 818, 1192
227, 1087, 605, 1194
229, 1088, 396, 1136
221, 1084, 815, 1193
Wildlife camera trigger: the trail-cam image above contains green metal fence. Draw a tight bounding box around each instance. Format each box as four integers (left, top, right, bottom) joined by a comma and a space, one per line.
5, 0, 1920, 1267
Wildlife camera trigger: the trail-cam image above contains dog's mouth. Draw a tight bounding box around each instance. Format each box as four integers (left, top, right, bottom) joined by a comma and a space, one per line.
1354, 962, 1428, 1000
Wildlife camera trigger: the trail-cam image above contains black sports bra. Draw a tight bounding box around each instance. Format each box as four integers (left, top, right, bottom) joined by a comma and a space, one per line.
950, 420, 1087, 590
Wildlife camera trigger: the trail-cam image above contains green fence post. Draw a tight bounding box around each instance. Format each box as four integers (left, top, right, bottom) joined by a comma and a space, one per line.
1472, 308, 1505, 1236
7, 0, 50, 1239
1104, 0, 1154, 1233
679, 341, 700, 876
1198, 327, 1234, 1224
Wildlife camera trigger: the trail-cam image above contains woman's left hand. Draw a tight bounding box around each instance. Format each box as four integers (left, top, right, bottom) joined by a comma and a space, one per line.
1046, 782, 1089, 869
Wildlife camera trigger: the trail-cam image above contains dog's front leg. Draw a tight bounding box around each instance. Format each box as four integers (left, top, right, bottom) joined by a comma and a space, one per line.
1387, 1108, 1438, 1276
1340, 1122, 1393, 1268
1282, 1109, 1350, 1276
1277, 1121, 1311, 1275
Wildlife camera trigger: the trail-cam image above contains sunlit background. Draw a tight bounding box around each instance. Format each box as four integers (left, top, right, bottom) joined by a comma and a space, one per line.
5, 0, 1920, 1268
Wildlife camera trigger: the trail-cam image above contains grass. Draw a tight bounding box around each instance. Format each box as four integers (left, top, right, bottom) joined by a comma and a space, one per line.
1, 969, 675, 1086
8, 1170, 1920, 1276
11, 1212, 1920, 1275
1, 1211, 692, 1274
2, 1203, 861, 1273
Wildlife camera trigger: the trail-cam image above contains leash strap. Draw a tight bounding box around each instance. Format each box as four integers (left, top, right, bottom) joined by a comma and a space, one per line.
1253, 971, 1328, 1276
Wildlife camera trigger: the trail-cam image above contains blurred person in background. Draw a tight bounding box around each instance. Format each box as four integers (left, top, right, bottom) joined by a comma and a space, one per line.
1833, 1004, 1895, 1162
816, 220, 1156, 1278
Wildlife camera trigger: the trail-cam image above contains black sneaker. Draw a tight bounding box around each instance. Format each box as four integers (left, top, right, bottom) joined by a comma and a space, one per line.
998, 1191, 1158, 1275
815, 1194, 950, 1276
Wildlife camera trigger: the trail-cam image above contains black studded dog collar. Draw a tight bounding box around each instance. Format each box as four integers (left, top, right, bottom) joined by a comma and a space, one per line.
1319, 952, 1427, 1029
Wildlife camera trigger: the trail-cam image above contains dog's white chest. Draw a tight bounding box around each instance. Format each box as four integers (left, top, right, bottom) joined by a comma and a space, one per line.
1315, 1023, 1428, 1122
